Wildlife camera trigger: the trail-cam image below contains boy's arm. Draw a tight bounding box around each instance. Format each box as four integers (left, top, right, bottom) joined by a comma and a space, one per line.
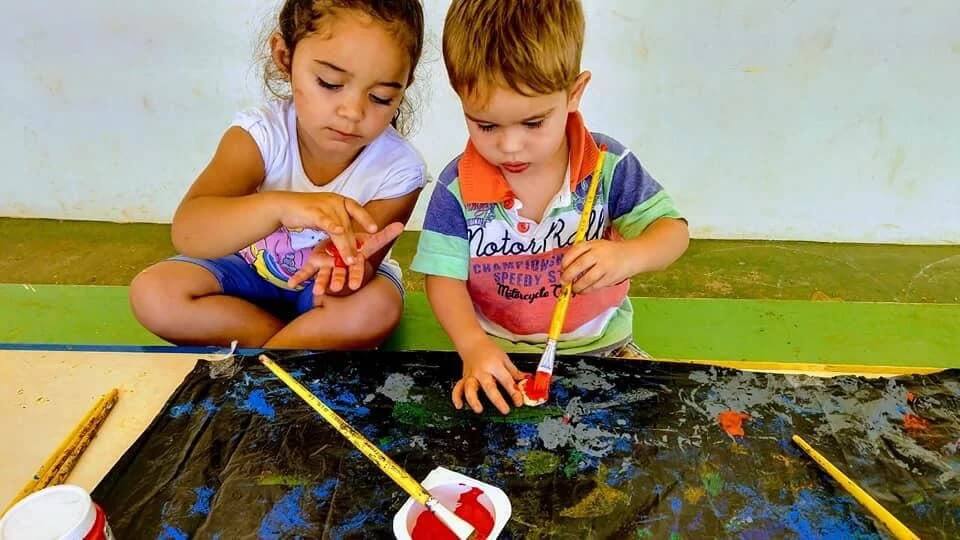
618, 217, 689, 274
426, 276, 525, 414
563, 148, 689, 292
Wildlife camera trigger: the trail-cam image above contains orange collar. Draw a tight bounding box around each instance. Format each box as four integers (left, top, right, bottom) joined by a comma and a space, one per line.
458, 112, 599, 204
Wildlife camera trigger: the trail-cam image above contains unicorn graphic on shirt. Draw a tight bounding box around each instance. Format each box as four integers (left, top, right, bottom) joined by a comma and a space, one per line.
241, 227, 327, 290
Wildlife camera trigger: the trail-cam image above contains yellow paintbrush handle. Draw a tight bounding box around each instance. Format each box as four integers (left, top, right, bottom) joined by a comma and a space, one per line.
260, 356, 432, 504
792, 435, 919, 540
547, 148, 606, 340
260, 356, 476, 539
4, 388, 119, 514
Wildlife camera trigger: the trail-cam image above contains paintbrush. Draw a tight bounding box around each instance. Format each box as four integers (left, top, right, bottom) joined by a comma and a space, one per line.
792, 435, 919, 540
524, 146, 608, 404
4, 388, 119, 514
258, 354, 477, 539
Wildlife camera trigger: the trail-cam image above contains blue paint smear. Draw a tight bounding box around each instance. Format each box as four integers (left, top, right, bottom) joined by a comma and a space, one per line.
169, 402, 194, 419
330, 510, 376, 540
198, 397, 219, 417
669, 496, 682, 515
241, 389, 276, 419
190, 486, 215, 516
259, 487, 309, 539
157, 525, 189, 540
312, 479, 338, 500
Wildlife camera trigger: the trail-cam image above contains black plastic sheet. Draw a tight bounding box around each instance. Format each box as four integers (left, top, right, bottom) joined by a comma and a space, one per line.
93, 351, 960, 538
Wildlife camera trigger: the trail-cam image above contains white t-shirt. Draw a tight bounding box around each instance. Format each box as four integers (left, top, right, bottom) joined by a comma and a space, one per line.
231, 99, 427, 290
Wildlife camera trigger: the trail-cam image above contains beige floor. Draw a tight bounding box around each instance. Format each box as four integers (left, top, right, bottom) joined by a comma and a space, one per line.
0, 350, 940, 512
0, 350, 205, 506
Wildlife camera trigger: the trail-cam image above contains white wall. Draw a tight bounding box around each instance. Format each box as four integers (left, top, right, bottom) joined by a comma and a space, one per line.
2, 1, 958, 243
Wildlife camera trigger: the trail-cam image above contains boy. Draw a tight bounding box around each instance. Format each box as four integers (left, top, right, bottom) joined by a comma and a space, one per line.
411, 0, 689, 415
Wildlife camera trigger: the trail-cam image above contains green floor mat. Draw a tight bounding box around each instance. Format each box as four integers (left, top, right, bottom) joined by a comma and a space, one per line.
0, 284, 955, 367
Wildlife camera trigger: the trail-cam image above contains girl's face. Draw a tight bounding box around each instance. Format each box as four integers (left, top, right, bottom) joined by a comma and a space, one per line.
276, 11, 410, 159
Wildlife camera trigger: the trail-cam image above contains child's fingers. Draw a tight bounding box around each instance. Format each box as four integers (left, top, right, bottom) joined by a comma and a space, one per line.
562, 242, 591, 268
329, 267, 347, 293
573, 265, 607, 294
344, 199, 379, 234
311, 208, 344, 235
464, 378, 483, 413
493, 368, 523, 408
452, 379, 466, 410
347, 259, 365, 291
480, 376, 511, 415
288, 251, 331, 289
358, 222, 404, 258
561, 250, 597, 285
504, 357, 527, 381
312, 266, 333, 299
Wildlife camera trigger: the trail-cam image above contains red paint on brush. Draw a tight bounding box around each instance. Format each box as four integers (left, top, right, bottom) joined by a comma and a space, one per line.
526, 372, 551, 401
906, 391, 916, 403
411, 487, 494, 540
717, 411, 750, 437
903, 413, 929, 431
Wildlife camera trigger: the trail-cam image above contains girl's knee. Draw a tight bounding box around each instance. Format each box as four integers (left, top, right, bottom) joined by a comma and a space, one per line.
129, 262, 217, 330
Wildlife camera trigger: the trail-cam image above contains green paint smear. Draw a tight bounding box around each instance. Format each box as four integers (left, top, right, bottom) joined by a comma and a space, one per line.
485, 405, 563, 424
258, 474, 311, 486
702, 472, 724, 497
563, 450, 584, 478
523, 451, 561, 477
670, 533, 683, 540
392, 398, 464, 429
635, 529, 653, 539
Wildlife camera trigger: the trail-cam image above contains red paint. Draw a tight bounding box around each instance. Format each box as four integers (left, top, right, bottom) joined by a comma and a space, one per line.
324, 240, 363, 268
903, 413, 929, 431
525, 372, 551, 401
83, 504, 111, 540
717, 411, 750, 437
411, 487, 494, 540
907, 391, 916, 403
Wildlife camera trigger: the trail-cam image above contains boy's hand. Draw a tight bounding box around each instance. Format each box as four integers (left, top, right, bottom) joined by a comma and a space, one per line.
453, 338, 527, 415
288, 222, 404, 304
277, 192, 379, 266
560, 239, 633, 294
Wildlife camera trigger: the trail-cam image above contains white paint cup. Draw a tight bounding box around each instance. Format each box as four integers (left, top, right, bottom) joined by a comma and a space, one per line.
393, 467, 511, 539
0, 485, 114, 540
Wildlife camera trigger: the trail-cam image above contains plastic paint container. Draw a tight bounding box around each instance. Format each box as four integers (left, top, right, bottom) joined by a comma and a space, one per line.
0, 485, 114, 540
394, 467, 511, 540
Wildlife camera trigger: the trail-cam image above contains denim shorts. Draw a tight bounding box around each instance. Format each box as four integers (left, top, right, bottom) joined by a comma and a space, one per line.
172, 254, 404, 320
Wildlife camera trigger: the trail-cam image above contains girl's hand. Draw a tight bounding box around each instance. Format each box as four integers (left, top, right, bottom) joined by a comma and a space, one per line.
453, 337, 527, 415
276, 192, 379, 266
560, 239, 633, 294
288, 222, 404, 305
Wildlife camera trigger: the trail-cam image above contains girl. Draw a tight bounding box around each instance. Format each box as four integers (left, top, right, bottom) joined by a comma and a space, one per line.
130, 0, 426, 349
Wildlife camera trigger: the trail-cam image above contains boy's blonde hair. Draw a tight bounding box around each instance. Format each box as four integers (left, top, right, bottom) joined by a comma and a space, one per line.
443, 0, 585, 102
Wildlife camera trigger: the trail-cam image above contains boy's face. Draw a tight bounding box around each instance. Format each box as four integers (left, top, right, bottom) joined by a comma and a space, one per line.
460, 74, 589, 178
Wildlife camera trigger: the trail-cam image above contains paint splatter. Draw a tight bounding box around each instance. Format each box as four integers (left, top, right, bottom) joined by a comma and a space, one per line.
258, 474, 311, 487
258, 488, 309, 538
702, 472, 724, 497
312, 479, 337, 500
241, 389, 276, 420
377, 373, 415, 402
189, 486, 214, 516
331, 510, 376, 539
411, 487, 494, 540
169, 402, 194, 419
903, 414, 929, 431
718, 411, 750, 437
157, 525, 189, 540
559, 482, 629, 518
393, 399, 463, 429
683, 486, 706, 504
522, 450, 561, 477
